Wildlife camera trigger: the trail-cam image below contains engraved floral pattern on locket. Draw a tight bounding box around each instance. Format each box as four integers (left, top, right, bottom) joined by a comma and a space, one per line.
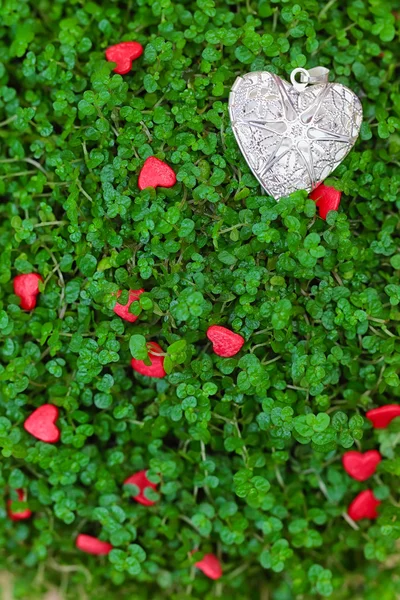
228, 71, 363, 200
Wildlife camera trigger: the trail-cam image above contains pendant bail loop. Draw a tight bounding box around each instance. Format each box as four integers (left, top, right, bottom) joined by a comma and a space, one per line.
290, 66, 330, 92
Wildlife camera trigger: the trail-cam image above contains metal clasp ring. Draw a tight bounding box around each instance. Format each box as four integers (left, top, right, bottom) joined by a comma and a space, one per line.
290, 67, 330, 92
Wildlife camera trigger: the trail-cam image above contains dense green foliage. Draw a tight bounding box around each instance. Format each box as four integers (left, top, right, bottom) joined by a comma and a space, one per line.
1, 0, 400, 598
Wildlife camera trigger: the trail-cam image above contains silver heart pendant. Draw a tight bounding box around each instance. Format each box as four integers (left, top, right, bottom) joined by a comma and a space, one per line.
228, 67, 363, 200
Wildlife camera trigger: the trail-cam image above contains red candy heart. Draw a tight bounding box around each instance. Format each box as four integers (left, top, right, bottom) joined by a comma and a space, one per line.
138, 157, 177, 191
124, 470, 158, 506
13, 273, 43, 310
76, 534, 113, 555
207, 325, 245, 358
131, 341, 166, 378
105, 41, 143, 75
348, 490, 380, 521
366, 405, 400, 429
7, 489, 32, 521
309, 184, 341, 220
342, 450, 382, 481
24, 404, 60, 443
195, 554, 222, 580
113, 289, 144, 323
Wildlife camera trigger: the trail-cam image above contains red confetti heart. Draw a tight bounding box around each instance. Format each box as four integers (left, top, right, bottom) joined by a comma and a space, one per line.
124, 470, 158, 506
366, 405, 400, 429
348, 490, 380, 521
138, 157, 176, 191
7, 489, 32, 521
131, 341, 166, 378
195, 554, 222, 580
13, 273, 43, 310
76, 534, 113, 555
309, 184, 341, 220
207, 325, 245, 358
105, 41, 143, 75
24, 404, 60, 443
113, 289, 144, 323
342, 450, 382, 481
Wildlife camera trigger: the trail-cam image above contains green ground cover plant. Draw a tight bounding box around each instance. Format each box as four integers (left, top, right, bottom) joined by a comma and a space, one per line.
0, 0, 400, 598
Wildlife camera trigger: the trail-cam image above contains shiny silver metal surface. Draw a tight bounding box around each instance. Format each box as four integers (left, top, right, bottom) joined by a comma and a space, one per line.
228, 70, 363, 200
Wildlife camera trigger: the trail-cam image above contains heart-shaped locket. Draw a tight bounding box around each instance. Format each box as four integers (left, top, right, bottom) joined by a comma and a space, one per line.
229, 68, 362, 200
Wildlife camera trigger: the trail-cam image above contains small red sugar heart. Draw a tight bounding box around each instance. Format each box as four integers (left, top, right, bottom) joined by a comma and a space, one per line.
105, 41, 143, 75
342, 450, 382, 481
195, 554, 222, 580
138, 157, 177, 191
76, 534, 113, 555
207, 325, 245, 358
113, 289, 144, 323
124, 470, 158, 506
309, 184, 341, 220
24, 404, 60, 443
13, 273, 43, 310
7, 489, 32, 521
131, 341, 166, 378
347, 490, 380, 521
366, 405, 400, 429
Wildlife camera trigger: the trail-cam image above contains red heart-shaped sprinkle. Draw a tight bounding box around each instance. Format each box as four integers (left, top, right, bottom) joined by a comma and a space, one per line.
309, 184, 341, 220
13, 273, 43, 310
76, 534, 113, 555
124, 470, 158, 506
113, 289, 144, 323
24, 404, 60, 443
342, 450, 382, 481
207, 325, 245, 358
138, 157, 177, 191
195, 554, 222, 580
348, 490, 380, 521
366, 405, 400, 429
7, 489, 32, 521
105, 41, 143, 75
131, 341, 166, 378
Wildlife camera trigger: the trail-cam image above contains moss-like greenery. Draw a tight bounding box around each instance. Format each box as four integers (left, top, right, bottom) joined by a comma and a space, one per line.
1, 0, 400, 598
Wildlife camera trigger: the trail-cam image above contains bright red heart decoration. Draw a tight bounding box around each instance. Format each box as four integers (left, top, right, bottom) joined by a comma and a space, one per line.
347, 490, 380, 521
113, 289, 144, 323
76, 534, 113, 555
138, 157, 177, 191
207, 325, 245, 358
195, 554, 223, 580
105, 41, 143, 75
124, 470, 158, 506
24, 404, 60, 443
309, 184, 341, 220
13, 273, 43, 310
366, 405, 400, 429
7, 489, 32, 521
131, 341, 166, 378
342, 450, 382, 481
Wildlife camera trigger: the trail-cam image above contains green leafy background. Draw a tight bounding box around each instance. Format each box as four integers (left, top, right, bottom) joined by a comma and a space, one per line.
1, 0, 400, 598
